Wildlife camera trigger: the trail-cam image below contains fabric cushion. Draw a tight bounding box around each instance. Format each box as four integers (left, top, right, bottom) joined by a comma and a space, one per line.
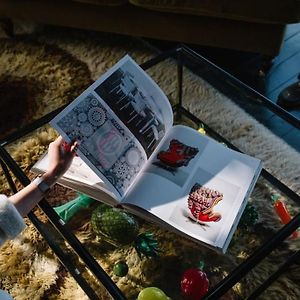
129, 0, 300, 24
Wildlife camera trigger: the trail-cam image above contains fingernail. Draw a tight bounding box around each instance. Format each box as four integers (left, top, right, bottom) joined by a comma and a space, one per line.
62, 141, 71, 152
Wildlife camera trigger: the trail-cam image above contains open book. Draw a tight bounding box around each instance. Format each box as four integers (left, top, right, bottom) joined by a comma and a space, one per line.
32, 55, 262, 253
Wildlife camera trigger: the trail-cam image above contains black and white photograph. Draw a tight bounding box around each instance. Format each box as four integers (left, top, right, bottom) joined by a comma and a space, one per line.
94, 61, 169, 156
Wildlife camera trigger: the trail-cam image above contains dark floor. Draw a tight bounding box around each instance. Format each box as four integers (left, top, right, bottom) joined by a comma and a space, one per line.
147, 23, 300, 152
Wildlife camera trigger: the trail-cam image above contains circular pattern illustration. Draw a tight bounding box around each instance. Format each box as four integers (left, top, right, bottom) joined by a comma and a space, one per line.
58, 111, 78, 130
125, 148, 141, 166
113, 160, 131, 180
97, 131, 124, 155
90, 97, 98, 106
76, 97, 90, 113
105, 174, 117, 186
88, 106, 107, 126
80, 122, 94, 136
78, 112, 88, 122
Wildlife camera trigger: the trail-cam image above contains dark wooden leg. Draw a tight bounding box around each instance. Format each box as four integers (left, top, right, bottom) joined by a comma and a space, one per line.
0, 18, 14, 37
260, 55, 274, 77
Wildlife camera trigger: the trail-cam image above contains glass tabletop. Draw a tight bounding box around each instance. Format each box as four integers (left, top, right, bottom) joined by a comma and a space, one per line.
1, 45, 300, 300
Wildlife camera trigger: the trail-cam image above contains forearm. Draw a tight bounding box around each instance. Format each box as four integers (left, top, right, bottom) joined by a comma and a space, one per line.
9, 171, 58, 217
9, 137, 75, 217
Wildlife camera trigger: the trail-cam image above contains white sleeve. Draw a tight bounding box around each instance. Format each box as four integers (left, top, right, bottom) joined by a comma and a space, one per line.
0, 194, 26, 247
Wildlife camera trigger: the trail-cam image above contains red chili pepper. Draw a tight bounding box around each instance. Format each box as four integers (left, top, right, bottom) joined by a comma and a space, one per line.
272, 195, 298, 239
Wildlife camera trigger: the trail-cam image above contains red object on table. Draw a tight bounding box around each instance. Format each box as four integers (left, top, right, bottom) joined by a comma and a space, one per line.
272, 195, 298, 239
180, 264, 209, 300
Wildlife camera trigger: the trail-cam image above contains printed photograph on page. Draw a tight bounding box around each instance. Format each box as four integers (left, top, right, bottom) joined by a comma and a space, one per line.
94, 57, 173, 156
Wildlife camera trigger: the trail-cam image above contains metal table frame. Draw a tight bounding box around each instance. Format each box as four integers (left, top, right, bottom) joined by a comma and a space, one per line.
1, 45, 299, 299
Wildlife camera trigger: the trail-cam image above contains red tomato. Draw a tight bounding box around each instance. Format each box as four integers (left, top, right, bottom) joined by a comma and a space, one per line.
180, 268, 209, 300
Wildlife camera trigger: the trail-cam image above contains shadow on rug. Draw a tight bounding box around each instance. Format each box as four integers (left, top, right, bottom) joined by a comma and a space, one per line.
0, 27, 299, 300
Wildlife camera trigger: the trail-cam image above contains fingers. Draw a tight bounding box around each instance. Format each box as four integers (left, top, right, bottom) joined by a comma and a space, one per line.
62, 140, 72, 152
49, 136, 78, 157
55, 136, 64, 144
59, 137, 78, 156
70, 141, 78, 153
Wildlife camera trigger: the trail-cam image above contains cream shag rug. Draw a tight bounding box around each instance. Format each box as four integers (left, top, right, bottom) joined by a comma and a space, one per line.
0, 27, 299, 300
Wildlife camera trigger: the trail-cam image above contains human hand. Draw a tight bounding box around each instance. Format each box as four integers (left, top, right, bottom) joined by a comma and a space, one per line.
46, 136, 77, 180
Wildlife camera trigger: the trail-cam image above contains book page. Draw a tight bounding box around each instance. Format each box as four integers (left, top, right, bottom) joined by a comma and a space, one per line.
31, 153, 118, 205
51, 55, 173, 199
123, 125, 262, 251
93, 55, 173, 156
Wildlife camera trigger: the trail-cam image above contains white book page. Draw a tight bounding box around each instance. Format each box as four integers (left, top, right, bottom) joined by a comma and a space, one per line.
51, 55, 173, 200
33, 153, 101, 186
123, 125, 262, 250
32, 153, 116, 197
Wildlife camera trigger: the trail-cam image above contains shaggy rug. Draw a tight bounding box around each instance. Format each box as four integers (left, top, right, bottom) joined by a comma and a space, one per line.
0, 26, 299, 300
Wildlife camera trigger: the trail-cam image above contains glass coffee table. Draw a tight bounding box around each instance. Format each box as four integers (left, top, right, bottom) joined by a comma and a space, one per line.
1, 45, 300, 300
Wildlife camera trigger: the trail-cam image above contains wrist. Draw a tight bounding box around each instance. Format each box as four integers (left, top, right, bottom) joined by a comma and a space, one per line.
41, 170, 60, 187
